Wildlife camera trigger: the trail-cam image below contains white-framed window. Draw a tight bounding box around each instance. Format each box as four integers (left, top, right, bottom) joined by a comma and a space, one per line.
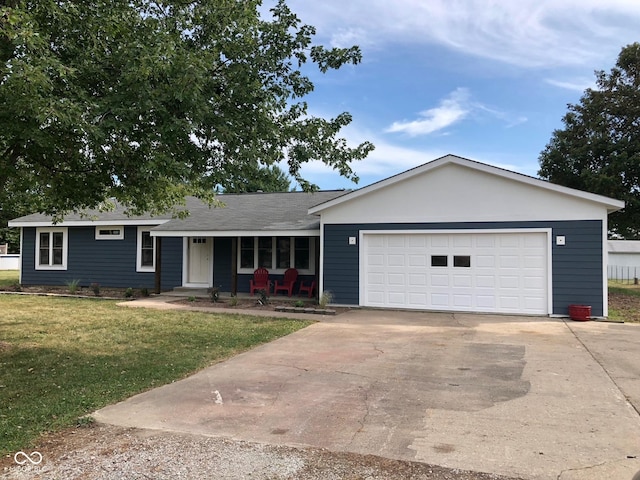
136, 227, 156, 272
35, 227, 68, 270
95, 226, 124, 240
237, 236, 314, 274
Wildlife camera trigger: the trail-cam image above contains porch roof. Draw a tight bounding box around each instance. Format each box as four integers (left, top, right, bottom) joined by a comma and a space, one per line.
151, 190, 348, 236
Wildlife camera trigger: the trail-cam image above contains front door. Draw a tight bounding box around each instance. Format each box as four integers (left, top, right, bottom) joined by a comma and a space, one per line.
188, 237, 211, 285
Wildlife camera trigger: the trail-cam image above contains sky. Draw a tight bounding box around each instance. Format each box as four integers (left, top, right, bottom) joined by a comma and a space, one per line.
263, 0, 640, 191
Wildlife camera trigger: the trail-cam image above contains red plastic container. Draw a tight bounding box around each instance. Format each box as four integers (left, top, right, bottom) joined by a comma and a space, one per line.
568, 305, 591, 321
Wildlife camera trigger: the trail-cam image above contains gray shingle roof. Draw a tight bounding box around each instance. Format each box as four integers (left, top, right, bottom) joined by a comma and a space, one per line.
9, 191, 349, 233
154, 190, 348, 232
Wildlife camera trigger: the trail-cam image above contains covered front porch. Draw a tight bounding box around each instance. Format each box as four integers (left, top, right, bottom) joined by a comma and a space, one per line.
152, 235, 320, 299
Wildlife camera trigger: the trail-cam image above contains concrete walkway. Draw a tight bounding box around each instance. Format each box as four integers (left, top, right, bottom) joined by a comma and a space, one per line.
97, 302, 640, 480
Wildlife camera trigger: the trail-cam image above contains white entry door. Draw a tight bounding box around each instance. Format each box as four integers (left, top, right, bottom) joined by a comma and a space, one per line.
188, 237, 211, 285
362, 231, 549, 315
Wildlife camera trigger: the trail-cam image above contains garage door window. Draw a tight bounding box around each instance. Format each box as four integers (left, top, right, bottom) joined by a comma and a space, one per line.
431, 255, 448, 267
453, 255, 471, 267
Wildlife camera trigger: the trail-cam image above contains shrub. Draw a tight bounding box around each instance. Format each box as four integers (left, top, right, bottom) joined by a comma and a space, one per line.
208, 286, 220, 303
294, 300, 305, 308
140, 287, 150, 297
66, 279, 81, 294
124, 287, 134, 298
90, 283, 100, 296
318, 290, 333, 309
229, 295, 238, 307
257, 289, 269, 305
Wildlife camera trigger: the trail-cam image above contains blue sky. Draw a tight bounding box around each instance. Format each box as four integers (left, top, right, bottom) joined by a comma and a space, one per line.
265, 0, 640, 191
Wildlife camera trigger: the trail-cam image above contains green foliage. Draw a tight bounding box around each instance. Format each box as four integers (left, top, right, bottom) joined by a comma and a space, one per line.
229, 295, 238, 307
90, 283, 100, 296
0, 0, 373, 221
65, 279, 80, 294
257, 289, 269, 305
318, 290, 333, 309
221, 164, 292, 193
139, 287, 150, 297
294, 300, 305, 308
208, 286, 220, 303
124, 287, 134, 298
0, 295, 311, 454
539, 43, 640, 238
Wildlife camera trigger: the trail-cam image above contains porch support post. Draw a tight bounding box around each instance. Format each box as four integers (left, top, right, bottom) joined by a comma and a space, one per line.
154, 236, 162, 294
231, 237, 238, 295
314, 237, 320, 299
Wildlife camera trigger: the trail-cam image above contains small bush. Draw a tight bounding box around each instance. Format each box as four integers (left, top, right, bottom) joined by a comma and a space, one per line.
294, 300, 305, 308
124, 287, 134, 298
318, 290, 333, 309
66, 279, 81, 294
188, 296, 196, 302
229, 295, 238, 307
90, 283, 100, 296
209, 286, 220, 303
257, 289, 269, 305
140, 287, 150, 297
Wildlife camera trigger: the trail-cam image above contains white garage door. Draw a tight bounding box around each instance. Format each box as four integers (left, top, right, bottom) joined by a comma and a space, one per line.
362, 231, 549, 314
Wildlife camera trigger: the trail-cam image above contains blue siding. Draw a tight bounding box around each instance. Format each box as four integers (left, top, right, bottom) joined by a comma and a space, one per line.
21, 227, 182, 290
323, 221, 604, 316
213, 238, 233, 291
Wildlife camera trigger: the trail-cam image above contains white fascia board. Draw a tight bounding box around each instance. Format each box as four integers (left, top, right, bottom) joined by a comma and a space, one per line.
151, 229, 320, 237
308, 154, 625, 214
8, 219, 170, 228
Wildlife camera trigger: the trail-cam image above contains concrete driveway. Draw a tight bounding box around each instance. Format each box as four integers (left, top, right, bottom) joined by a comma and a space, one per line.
94, 310, 640, 480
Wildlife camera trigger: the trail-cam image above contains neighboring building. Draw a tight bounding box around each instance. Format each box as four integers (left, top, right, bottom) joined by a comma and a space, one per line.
9, 154, 624, 317
607, 240, 640, 280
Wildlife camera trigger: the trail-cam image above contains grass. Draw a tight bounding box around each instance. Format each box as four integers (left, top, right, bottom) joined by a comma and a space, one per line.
0, 295, 312, 455
0, 270, 19, 288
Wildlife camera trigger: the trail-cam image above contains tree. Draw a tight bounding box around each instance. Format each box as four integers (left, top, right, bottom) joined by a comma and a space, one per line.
220, 162, 292, 193
538, 43, 640, 238
0, 0, 374, 220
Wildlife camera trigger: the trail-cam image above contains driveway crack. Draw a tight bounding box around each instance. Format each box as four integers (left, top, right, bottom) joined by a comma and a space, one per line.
564, 320, 640, 418
556, 460, 607, 479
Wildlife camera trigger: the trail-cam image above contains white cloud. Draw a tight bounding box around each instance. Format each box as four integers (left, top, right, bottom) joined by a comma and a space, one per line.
544, 78, 597, 92
385, 88, 527, 138
283, 0, 640, 69
386, 88, 470, 136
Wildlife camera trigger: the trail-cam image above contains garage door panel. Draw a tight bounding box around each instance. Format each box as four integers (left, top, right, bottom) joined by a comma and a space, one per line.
431, 274, 449, 286
363, 232, 548, 314
431, 293, 449, 306
408, 255, 427, 267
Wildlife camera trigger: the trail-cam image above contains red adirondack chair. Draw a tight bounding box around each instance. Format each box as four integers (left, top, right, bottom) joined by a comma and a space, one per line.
298, 280, 316, 298
273, 268, 298, 297
249, 268, 270, 295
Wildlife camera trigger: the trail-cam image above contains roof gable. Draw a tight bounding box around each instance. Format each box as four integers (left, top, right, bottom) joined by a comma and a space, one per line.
309, 154, 624, 221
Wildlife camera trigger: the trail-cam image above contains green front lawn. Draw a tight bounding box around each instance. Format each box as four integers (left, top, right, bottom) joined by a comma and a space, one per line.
0, 270, 19, 288
0, 295, 311, 455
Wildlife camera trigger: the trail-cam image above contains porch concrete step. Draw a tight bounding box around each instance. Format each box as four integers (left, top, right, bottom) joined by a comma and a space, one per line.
165, 287, 210, 297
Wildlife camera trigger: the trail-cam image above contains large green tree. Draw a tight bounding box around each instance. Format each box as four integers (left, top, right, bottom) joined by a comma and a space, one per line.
220, 162, 292, 193
539, 43, 640, 238
0, 0, 373, 221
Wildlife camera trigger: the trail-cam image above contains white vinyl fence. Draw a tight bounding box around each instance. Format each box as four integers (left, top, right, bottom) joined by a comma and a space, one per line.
0, 254, 19, 270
